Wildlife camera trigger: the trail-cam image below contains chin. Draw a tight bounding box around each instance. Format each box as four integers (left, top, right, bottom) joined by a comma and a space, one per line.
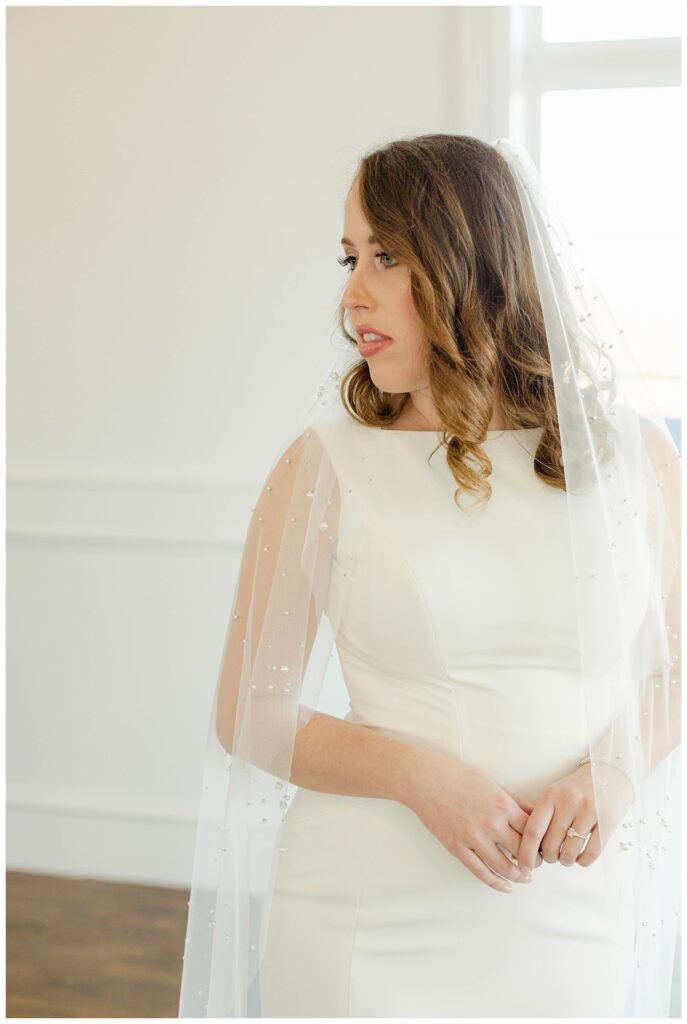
374, 382, 402, 396
368, 371, 412, 395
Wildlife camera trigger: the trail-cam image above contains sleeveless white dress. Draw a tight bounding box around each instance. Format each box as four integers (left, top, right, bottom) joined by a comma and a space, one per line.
257, 419, 636, 1018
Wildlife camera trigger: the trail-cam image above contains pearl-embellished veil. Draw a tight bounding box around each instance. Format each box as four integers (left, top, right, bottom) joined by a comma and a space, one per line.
492, 138, 680, 1017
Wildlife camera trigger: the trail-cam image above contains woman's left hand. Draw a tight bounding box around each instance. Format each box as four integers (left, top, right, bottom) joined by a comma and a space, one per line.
517, 762, 635, 874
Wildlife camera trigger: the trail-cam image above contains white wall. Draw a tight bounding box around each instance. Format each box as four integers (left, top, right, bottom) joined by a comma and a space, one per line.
7, 6, 512, 888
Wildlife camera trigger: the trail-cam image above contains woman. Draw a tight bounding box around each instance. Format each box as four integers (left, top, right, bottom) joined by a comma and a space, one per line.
179, 136, 680, 1018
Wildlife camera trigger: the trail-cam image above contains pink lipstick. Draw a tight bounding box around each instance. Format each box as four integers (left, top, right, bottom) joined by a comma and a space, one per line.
359, 337, 394, 357
356, 326, 395, 358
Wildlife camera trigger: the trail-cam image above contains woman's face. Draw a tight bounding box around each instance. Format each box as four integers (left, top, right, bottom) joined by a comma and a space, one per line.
341, 181, 430, 395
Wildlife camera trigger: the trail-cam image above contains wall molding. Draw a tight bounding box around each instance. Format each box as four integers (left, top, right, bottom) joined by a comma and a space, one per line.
7, 783, 199, 828
6, 787, 199, 889
6, 474, 260, 547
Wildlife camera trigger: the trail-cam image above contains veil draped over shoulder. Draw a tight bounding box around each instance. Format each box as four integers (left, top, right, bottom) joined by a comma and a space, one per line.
178, 138, 680, 1018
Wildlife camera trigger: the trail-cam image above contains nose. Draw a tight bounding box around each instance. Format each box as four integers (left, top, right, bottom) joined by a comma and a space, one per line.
342, 262, 375, 313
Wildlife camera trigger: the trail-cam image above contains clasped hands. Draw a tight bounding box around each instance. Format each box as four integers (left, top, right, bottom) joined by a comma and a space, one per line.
513, 761, 635, 877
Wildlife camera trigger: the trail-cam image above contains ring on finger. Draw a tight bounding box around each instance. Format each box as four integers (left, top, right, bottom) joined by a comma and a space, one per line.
559, 823, 593, 862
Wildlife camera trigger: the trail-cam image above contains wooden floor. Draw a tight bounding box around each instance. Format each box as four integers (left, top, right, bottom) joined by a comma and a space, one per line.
6, 871, 187, 1018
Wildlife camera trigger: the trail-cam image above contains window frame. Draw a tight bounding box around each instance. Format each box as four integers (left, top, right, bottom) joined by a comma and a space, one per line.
509, 7, 680, 164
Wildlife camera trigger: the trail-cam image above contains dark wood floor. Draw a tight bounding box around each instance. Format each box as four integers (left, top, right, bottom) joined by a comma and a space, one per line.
6, 871, 187, 1018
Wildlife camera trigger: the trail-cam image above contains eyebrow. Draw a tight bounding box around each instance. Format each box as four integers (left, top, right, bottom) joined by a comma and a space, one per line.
340, 234, 380, 247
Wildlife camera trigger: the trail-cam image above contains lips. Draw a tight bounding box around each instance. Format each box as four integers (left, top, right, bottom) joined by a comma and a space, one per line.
356, 325, 394, 358
358, 336, 394, 357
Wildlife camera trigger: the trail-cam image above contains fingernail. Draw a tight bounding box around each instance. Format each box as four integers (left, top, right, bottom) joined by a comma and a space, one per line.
520, 867, 531, 880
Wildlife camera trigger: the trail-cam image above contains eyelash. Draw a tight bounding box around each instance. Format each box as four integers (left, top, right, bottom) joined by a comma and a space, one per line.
337, 251, 398, 272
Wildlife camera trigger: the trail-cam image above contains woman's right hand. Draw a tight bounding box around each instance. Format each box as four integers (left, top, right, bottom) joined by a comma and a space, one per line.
402, 745, 542, 893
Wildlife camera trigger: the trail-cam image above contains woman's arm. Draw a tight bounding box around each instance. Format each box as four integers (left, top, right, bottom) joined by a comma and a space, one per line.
290, 708, 538, 889
289, 709, 418, 805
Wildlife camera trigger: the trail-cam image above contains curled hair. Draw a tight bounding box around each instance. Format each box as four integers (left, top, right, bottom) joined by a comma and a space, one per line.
336, 133, 587, 510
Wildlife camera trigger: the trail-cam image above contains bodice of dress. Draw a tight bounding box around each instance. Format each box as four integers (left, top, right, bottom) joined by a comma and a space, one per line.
313, 417, 587, 802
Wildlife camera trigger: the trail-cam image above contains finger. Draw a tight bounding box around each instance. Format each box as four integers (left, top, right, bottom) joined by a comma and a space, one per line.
495, 837, 532, 881
574, 825, 600, 867
476, 840, 530, 884
502, 823, 528, 856
456, 844, 514, 893
518, 796, 554, 872
502, 827, 544, 871
502, 791, 543, 869
542, 800, 592, 865
503, 789, 535, 826
539, 802, 576, 863
558, 810, 597, 867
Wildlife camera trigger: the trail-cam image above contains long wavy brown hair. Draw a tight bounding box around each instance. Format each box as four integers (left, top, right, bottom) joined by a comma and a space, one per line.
336, 134, 571, 510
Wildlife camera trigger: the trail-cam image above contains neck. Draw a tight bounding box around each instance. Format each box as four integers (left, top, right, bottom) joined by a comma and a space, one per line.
399, 395, 507, 432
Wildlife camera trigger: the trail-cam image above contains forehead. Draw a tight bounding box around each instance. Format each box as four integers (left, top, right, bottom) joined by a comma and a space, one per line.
344, 182, 369, 220
342, 185, 377, 245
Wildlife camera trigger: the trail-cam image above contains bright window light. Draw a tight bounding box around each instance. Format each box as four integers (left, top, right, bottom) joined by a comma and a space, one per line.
540, 86, 680, 416
542, 6, 681, 43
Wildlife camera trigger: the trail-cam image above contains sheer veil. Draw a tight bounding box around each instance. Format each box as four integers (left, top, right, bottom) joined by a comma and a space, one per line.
493, 138, 680, 1016
178, 136, 680, 1018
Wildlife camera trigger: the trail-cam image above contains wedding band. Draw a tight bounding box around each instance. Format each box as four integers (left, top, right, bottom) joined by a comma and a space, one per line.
567, 826, 591, 841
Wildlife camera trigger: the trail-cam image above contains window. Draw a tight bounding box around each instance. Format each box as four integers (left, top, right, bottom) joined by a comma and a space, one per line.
509, 7, 680, 420
542, 6, 681, 43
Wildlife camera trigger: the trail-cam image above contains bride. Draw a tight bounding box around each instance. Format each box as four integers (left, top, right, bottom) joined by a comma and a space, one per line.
179, 135, 680, 1019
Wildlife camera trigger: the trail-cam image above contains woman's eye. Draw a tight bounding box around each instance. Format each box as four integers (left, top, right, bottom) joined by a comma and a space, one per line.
337, 251, 398, 272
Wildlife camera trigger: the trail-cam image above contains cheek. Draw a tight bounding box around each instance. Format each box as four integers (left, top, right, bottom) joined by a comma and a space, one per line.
388, 272, 430, 367
398, 272, 415, 310
402, 292, 430, 355
397, 276, 425, 333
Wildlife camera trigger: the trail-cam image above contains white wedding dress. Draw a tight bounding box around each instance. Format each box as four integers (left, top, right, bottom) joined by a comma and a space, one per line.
257, 418, 636, 1018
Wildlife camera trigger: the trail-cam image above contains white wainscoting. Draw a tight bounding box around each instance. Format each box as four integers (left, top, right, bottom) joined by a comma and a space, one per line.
7, 474, 258, 888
